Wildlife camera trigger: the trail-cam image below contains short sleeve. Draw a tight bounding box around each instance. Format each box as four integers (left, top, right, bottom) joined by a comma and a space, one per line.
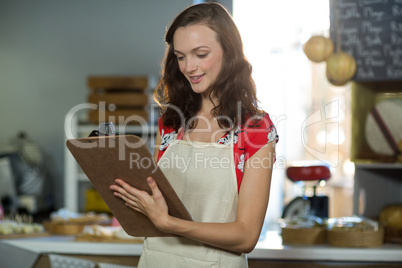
242, 113, 279, 163
232, 113, 278, 190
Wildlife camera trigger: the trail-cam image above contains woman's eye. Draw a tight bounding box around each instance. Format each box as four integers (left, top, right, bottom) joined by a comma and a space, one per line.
198, 54, 208, 58
176, 56, 184, 61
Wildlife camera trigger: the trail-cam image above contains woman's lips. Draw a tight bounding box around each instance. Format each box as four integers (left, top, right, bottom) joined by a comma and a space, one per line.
189, 74, 204, 84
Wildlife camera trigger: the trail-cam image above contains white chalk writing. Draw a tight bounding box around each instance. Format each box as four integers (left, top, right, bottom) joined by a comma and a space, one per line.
361, 21, 384, 34
359, 0, 388, 6
364, 7, 385, 20
392, 4, 402, 15
387, 66, 402, 77
390, 20, 402, 31
365, 56, 386, 66
332, 0, 402, 79
357, 68, 376, 79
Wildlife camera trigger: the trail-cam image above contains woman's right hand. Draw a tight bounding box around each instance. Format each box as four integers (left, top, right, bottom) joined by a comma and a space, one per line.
110, 177, 172, 232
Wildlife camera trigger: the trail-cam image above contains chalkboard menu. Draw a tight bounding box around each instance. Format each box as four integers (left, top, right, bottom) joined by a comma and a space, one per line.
329, 0, 402, 81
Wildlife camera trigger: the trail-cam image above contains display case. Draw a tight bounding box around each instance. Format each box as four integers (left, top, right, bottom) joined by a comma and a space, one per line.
64, 75, 159, 212
351, 81, 402, 163
351, 81, 402, 220
64, 117, 158, 212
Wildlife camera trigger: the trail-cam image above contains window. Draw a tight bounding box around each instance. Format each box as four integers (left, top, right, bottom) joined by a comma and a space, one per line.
233, 0, 354, 232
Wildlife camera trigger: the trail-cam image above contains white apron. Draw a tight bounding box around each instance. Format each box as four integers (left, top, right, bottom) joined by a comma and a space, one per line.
137, 130, 247, 268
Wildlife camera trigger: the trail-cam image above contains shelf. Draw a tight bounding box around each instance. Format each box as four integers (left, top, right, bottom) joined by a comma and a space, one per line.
77, 172, 89, 182
64, 75, 159, 212
353, 163, 402, 218
355, 163, 402, 170
65, 120, 159, 212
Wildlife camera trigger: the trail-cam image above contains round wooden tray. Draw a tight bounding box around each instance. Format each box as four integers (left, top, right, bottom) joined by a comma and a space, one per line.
281, 227, 326, 245
43, 221, 86, 235
327, 227, 384, 247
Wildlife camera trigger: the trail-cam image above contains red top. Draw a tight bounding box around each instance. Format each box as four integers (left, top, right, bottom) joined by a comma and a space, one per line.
157, 113, 279, 190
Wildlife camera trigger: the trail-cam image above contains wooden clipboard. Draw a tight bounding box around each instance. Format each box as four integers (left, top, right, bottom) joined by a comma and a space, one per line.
66, 135, 192, 237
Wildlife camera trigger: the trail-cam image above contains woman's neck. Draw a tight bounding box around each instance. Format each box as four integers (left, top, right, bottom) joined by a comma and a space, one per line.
184, 94, 228, 143
198, 91, 218, 119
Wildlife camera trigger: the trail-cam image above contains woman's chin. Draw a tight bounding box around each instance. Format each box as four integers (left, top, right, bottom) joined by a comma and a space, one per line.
191, 86, 212, 96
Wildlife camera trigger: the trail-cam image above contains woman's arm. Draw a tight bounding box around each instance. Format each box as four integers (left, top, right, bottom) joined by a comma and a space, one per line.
111, 141, 275, 253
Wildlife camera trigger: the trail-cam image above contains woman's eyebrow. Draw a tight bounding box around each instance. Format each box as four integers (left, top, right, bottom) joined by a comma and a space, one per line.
174, 46, 210, 54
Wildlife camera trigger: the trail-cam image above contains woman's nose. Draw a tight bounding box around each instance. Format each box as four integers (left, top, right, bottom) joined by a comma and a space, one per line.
185, 58, 198, 73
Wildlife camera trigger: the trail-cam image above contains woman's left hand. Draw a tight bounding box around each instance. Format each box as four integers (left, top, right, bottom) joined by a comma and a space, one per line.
110, 177, 170, 231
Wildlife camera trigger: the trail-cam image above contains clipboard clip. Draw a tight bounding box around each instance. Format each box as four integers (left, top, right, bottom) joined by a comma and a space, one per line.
88, 122, 116, 137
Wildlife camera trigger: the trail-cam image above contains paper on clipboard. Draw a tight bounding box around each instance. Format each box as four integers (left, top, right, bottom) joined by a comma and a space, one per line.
66, 135, 192, 237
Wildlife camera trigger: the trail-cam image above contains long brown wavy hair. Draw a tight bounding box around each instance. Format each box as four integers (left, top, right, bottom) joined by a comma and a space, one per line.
154, 2, 262, 131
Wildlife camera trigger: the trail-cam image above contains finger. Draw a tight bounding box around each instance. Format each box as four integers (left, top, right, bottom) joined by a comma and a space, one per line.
115, 178, 145, 197
146, 177, 162, 198
110, 185, 139, 202
113, 179, 145, 199
125, 202, 145, 214
114, 191, 142, 208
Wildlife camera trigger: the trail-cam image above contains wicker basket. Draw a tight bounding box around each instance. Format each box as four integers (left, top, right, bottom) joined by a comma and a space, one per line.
281, 227, 326, 245
327, 227, 384, 247
43, 221, 85, 235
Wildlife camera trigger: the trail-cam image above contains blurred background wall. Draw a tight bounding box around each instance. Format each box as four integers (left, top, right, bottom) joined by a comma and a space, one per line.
0, 0, 192, 208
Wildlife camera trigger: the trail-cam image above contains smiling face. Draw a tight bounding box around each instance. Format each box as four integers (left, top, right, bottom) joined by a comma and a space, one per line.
173, 23, 224, 97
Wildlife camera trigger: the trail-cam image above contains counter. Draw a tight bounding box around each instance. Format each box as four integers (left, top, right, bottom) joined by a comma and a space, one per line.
1, 232, 402, 267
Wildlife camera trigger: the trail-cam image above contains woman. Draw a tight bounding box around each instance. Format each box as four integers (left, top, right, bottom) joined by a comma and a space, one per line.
110, 3, 278, 267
